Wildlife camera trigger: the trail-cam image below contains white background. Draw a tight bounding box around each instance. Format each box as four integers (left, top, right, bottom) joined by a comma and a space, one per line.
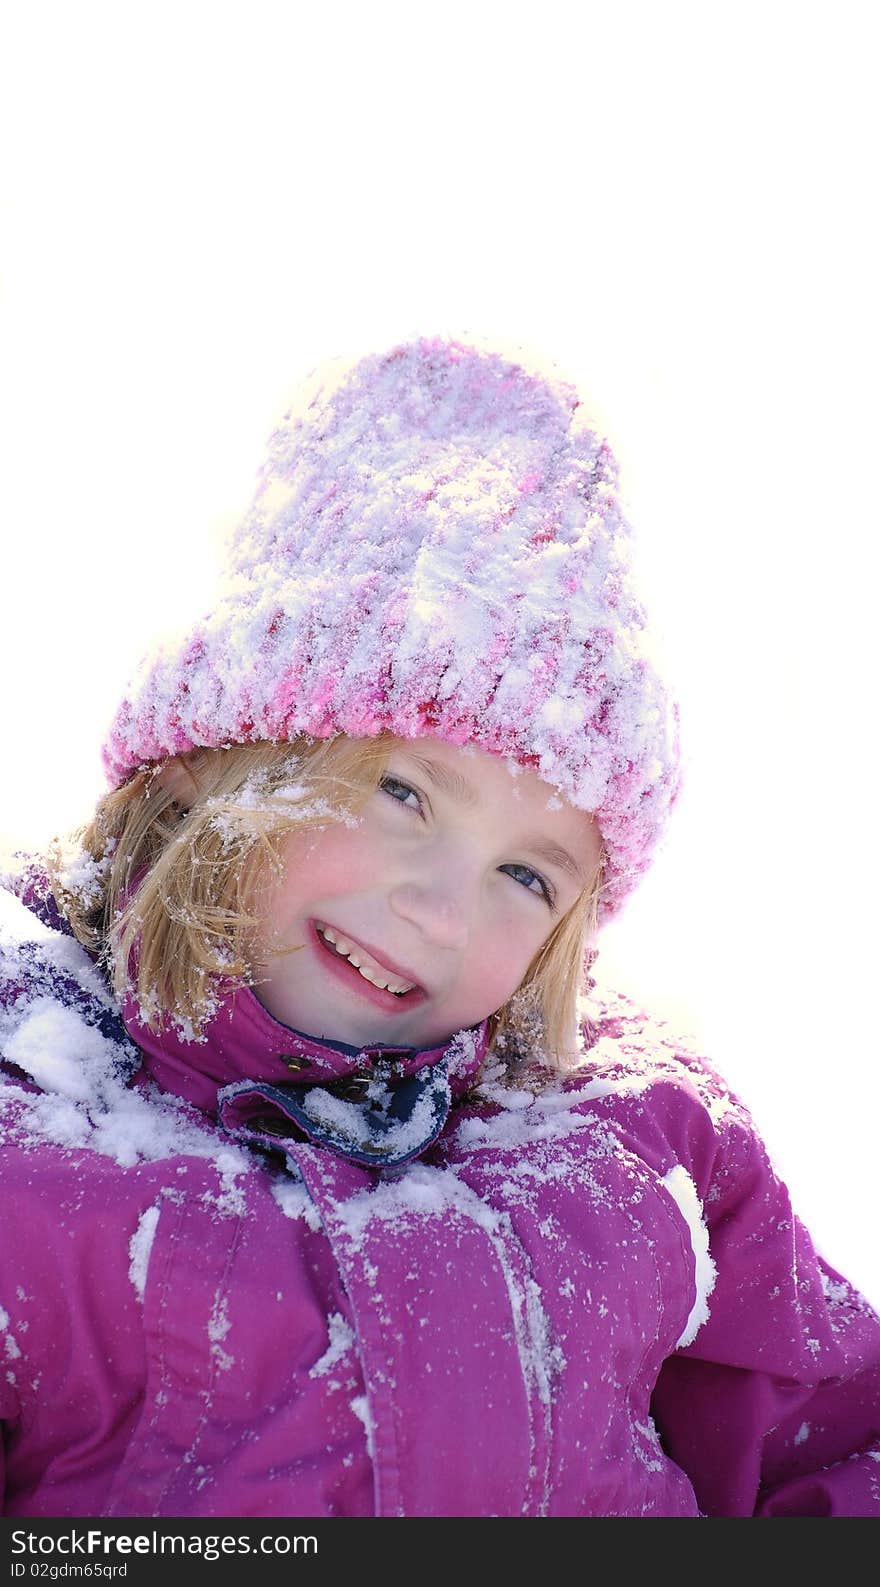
2, 3, 878, 1306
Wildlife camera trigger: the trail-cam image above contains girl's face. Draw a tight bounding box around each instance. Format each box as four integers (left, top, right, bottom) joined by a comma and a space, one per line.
253, 738, 602, 1050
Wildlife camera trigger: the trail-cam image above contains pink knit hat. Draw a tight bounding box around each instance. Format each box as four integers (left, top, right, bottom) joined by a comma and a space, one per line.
103, 335, 682, 924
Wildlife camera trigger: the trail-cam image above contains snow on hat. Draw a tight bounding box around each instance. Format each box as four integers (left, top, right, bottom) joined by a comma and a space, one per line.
102, 334, 682, 924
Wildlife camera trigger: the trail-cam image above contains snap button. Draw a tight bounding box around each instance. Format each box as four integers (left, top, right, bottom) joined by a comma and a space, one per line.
281, 1055, 307, 1073
332, 1075, 371, 1101
251, 1114, 296, 1137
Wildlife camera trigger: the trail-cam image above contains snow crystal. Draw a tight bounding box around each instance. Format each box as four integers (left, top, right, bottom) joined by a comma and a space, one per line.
336, 1168, 452, 1242
309, 1312, 356, 1378
302, 1087, 377, 1143
205, 786, 344, 847
794, 1422, 810, 1446
820, 1270, 851, 1306
453, 1084, 610, 1154
0, 1309, 21, 1362
54, 840, 116, 911
0, 888, 121, 1015
271, 1177, 323, 1231
349, 1394, 375, 1464
443, 1024, 482, 1081
208, 1290, 234, 1372
662, 1164, 717, 1347
128, 1205, 160, 1302
301, 1072, 444, 1157
3, 1000, 124, 1102
631, 1416, 665, 1474
3, 1060, 254, 1214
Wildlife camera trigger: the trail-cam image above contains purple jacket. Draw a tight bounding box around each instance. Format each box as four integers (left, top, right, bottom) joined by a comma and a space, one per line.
1, 879, 879, 1518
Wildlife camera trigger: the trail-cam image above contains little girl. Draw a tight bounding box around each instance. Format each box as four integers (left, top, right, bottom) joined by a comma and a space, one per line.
2, 335, 879, 1519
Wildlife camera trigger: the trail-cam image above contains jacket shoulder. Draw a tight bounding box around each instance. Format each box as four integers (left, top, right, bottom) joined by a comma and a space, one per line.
1, 880, 140, 1094
0, 882, 265, 1205
575, 981, 750, 1113
453, 981, 757, 1192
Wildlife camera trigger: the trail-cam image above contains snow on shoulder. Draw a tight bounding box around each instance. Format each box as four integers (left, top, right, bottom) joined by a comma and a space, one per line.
0, 885, 254, 1214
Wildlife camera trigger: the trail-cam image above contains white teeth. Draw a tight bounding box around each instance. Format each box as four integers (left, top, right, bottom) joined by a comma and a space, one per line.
317, 924, 416, 996
357, 964, 388, 988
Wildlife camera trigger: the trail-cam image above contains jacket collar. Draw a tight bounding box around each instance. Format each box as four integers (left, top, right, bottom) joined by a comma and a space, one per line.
121, 980, 490, 1116
15, 868, 491, 1168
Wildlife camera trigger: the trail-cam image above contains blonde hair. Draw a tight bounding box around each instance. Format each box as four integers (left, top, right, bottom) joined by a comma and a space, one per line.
52, 734, 605, 1073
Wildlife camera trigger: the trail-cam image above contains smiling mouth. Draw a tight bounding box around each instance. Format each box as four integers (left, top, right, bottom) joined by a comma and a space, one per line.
313, 921, 423, 998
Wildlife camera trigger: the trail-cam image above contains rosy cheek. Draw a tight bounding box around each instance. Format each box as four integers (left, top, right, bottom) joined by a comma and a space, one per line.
464, 924, 534, 1005
275, 823, 382, 907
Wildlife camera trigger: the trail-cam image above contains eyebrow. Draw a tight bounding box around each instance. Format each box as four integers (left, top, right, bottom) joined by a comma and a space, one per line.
403, 752, 588, 886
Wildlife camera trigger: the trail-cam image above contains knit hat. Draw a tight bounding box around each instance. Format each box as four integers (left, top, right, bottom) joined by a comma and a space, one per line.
102, 335, 682, 925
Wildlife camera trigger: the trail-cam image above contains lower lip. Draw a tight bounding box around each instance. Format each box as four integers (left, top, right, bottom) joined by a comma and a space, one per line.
309, 922, 427, 1014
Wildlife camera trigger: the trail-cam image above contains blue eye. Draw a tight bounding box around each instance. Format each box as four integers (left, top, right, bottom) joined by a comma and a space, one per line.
500, 863, 555, 907
379, 775, 424, 813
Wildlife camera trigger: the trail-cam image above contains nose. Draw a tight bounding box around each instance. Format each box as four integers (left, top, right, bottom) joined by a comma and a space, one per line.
388, 878, 471, 952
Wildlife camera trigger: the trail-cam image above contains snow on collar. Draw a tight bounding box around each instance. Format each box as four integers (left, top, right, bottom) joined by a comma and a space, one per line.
6, 867, 490, 1167
121, 980, 490, 1117
3, 879, 488, 1176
